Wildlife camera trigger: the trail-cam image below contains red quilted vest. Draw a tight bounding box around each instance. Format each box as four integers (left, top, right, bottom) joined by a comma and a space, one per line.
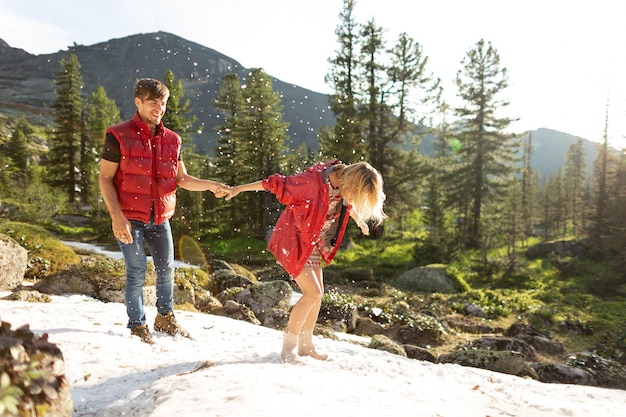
106, 113, 181, 225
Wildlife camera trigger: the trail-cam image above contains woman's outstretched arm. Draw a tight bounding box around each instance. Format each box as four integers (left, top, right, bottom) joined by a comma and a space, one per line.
224, 180, 265, 201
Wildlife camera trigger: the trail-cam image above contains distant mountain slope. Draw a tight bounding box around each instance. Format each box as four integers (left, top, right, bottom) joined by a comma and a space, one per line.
418, 127, 601, 180
0, 31, 335, 153
517, 128, 600, 180
0, 32, 605, 180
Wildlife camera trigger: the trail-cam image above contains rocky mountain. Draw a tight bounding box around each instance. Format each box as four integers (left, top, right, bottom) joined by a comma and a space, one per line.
516, 128, 601, 180
0, 31, 604, 178
418, 128, 602, 181
0, 31, 334, 154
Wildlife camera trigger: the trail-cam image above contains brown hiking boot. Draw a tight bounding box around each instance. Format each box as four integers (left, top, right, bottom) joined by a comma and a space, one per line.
154, 311, 191, 339
130, 324, 154, 345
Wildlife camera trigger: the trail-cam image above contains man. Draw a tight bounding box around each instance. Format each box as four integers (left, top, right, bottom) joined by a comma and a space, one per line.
99, 78, 226, 344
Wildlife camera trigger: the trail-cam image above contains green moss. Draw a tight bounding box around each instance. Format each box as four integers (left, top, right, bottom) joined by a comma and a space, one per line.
0, 220, 80, 279
175, 267, 211, 290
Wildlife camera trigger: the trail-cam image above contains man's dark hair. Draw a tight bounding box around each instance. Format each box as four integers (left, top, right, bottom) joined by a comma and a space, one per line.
134, 78, 170, 100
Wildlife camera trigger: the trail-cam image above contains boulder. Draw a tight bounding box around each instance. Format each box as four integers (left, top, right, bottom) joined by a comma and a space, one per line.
223, 300, 261, 325
319, 297, 359, 333
34, 271, 97, 298
387, 320, 447, 348
396, 265, 458, 293
463, 336, 537, 361
526, 240, 586, 259
530, 362, 595, 386
528, 335, 565, 355
212, 269, 255, 293
193, 291, 224, 315
504, 322, 565, 355
2, 290, 51, 303
0, 233, 28, 290
439, 350, 527, 376
368, 334, 407, 357
354, 316, 387, 336
261, 308, 290, 330
565, 351, 626, 389
403, 344, 437, 362
231, 280, 292, 323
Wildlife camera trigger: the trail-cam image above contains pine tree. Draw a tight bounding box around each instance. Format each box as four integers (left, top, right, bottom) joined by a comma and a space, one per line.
520, 132, 536, 244
541, 169, 568, 239
87, 86, 120, 150
322, 0, 363, 163
240, 68, 289, 237
360, 18, 385, 169
608, 150, 626, 253
214, 74, 246, 186
7, 116, 32, 172
49, 53, 86, 206
86, 85, 120, 210
162, 69, 198, 142
451, 39, 519, 248
373, 32, 439, 236
563, 138, 586, 236
214, 73, 248, 233
589, 105, 616, 248
161, 70, 208, 240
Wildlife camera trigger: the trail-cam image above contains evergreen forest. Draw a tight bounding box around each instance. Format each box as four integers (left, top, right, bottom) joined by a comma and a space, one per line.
1, 0, 625, 374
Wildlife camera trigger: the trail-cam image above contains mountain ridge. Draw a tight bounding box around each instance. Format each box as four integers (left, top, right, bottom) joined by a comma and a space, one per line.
0, 31, 602, 177
0, 31, 334, 153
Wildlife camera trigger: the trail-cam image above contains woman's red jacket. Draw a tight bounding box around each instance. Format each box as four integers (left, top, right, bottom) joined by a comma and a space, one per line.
262, 160, 351, 277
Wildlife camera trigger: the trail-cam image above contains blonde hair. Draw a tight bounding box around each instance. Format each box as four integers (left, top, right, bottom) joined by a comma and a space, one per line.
338, 162, 386, 226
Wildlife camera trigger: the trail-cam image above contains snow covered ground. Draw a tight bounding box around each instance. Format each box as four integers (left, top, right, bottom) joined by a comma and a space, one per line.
1, 294, 625, 417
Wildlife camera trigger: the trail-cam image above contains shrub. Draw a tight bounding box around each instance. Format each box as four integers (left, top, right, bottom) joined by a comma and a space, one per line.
0, 321, 70, 416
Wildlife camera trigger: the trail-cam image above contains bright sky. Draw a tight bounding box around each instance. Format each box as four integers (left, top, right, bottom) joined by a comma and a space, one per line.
1, 0, 625, 147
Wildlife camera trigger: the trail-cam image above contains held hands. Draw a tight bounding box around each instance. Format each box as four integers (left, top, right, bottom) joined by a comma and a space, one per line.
212, 184, 230, 199
224, 186, 242, 201
211, 184, 241, 201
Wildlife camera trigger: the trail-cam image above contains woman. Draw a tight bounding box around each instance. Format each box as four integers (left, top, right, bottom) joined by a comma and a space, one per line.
225, 160, 386, 363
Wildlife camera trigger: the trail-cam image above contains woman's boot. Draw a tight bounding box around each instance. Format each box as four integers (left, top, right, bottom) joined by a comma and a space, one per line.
298, 328, 328, 360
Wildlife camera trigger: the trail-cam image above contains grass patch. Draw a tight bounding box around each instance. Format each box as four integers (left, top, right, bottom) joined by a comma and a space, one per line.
203, 236, 273, 266
333, 238, 412, 273
0, 219, 80, 279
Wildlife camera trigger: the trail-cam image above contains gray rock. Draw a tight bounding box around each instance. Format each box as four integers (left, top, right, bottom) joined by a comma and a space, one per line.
464, 336, 537, 361
530, 362, 595, 386
526, 240, 586, 259
396, 265, 458, 293
354, 316, 386, 336
212, 269, 255, 292
232, 280, 292, 322
223, 300, 261, 325
403, 344, 437, 362
319, 298, 360, 333
0, 233, 28, 290
369, 334, 407, 357
439, 350, 527, 376
2, 290, 51, 303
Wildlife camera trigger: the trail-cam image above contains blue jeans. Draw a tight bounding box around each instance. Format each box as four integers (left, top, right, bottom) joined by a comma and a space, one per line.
119, 219, 174, 328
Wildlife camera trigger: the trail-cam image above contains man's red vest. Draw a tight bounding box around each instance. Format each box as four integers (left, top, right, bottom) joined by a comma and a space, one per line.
106, 113, 181, 225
